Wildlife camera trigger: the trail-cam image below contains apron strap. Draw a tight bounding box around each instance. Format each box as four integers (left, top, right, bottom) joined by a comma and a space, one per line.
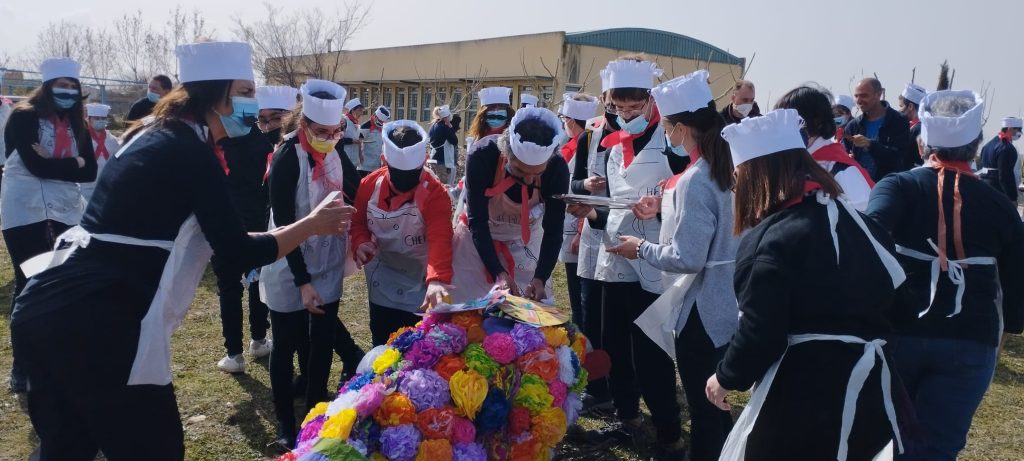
895, 242, 996, 318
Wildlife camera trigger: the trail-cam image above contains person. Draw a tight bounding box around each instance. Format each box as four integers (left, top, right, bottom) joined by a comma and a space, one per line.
0, 96, 14, 183
428, 104, 458, 185
81, 102, 121, 203
556, 92, 600, 326
2, 57, 96, 393
358, 105, 390, 178
256, 85, 299, 147
521, 92, 539, 108
707, 108, 908, 460
844, 78, 914, 181
261, 79, 366, 447
775, 84, 874, 210
899, 83, 927, 166
867, 90, 1024, 461
9, 42, 352, 460
719, 80, 760, 125
126, 74, 173, 121
468, 86, 514, 143
833, 94, 855, 141
979, 116, 1022, 203
341, 97, 365, 168
351, 120, 454, 344
449, 106, 569, 303
608, 69, 738, 461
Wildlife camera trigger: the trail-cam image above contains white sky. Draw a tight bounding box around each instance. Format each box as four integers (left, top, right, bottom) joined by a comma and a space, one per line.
1, 0, 1020, 137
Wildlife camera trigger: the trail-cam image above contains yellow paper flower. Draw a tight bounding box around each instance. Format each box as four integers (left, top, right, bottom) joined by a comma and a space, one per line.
301, 402, 329, 426
449, 369, 488, 419
531, 406, 567, 446
571, 335, 587, 365
319, 408, 357, 439
373, 347, 402, 374
541, 327, 569, 348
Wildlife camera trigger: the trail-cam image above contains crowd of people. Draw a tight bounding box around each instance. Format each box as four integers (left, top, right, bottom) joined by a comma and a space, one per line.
1, 39, 1022, 461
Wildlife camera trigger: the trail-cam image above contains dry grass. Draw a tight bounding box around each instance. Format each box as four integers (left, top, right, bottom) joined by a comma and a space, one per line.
1, 243, 1022, 460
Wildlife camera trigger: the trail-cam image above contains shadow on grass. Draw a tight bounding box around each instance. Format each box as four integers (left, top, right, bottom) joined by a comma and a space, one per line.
228, 373, 278, 458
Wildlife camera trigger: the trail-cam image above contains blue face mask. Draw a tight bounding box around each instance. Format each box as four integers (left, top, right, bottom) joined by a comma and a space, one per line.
147, 90, 160, 103
834, 116, 846, 126
52, 88, 79, 109
664, 131, 687, 157
219, 96, 258, 138
485, 110, 508, 129
91, 119, 108, 130
616, 114, 648, 135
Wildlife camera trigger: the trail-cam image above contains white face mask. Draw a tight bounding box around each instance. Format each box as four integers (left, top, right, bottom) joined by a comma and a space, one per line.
734, 103, 754, 118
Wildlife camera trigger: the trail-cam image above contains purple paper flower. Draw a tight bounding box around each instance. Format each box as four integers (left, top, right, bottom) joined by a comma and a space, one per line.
297, 415, 326, 444
390, 329, 425, 353
452, 442, 487, 461
380, 424, 421, 461
429, 323, 468, 355
511, 323, 546, 356
405, 339, 444, 369
397, 368, 451, 411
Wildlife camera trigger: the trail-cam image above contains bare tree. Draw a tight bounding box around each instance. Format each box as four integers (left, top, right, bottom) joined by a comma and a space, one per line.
114, 11, 154, 82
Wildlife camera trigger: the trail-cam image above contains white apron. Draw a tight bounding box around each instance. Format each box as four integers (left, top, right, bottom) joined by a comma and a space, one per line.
594, 125, 672, 293
558, 149, 580, 264
576, 127, 607, 280
342, 116, 362, 168
430, 125, 457, 186
359, 127, 383, 172
719, 195, 907, 461
1, 117, 86, 230
80, 130, 120, 203
894, 241, 996, 319
363, 174, 431, 311
260, 141, 347, 312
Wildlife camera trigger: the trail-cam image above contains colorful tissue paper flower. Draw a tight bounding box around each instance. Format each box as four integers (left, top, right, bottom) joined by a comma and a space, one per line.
380, 424, 421, 461
399, 369, 451, 411
428, 323, 468, 355
432, 354, 465, 381
509, 432, 543, 461
327, 391, 360, 418
348, 439, 368, 456
516, 346, 560, 383
515, 374, 554, 415
451, 312, 486, 343
531, 407, 567, 447
415, 438, 452, 461
562, 392, 583, 426
341, 371, 375, 393
319, 408, 357, 439
571, 335, 588, 365
298, 415, 326, 444
481, 333, 518, 365
452, 443, 487, 461
388, 328, 425, 353
374, 393, 417, 427
476, 388, 511, 433
275, 453, 297, 461
548, 380, 567, 408
449, 369, 488, 419
305, 437, 370, 460
416, 407, 457, 440
406, 339, 444, 369
482, 316, 515, 335
571, 367, 589, 394
507, 406, 531, 436
354, 382, 387, 417
303, 402, 329, 426
451, 417, 476, 444
462, 343, 499, 379
511, 323, 546, 356
556, 346, 577, 385
373, 347, 402, 374
541, 327, 569, 348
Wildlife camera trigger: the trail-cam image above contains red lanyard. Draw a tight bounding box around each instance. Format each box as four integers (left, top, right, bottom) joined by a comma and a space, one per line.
50, 116, 73, 159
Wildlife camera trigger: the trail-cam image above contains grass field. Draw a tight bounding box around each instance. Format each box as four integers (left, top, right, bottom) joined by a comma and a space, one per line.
1, 243, 1022, 460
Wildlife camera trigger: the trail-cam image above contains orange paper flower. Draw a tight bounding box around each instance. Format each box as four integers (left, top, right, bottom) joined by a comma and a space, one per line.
516, 346, 560, 383
415, 438, 453, 461
373, 393, 418, 427
451, 312, 486, 344
433, 354, 466, 381
541, 327, 569, 348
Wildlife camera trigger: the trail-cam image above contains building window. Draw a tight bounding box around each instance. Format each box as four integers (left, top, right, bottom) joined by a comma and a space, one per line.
362, 88, 371, 108
541, 86, 553, 108
564, 84, 582, 93
409, 87, 420, 121
451, 88, 462, 112
396, 88, 406, 119
383, 88, 393, 109
422, 88, 433, 121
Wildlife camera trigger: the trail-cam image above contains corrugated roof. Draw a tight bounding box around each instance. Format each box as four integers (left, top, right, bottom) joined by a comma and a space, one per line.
566, 28, 744, 66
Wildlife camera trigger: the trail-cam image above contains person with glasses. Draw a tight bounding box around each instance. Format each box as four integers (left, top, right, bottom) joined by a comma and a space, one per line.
81, 103, 120, 204
256, 85, 298, 146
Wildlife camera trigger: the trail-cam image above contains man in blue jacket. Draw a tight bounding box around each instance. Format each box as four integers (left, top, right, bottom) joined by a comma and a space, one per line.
980, 116, 1022, 203
843, 78, 914, 181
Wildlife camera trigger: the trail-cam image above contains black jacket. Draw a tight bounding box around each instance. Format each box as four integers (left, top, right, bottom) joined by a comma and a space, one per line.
843, 102, 914, 181
125, 97, 156, 122
980, 135, 1019, 202
217, 130, 274, 232
719, 102, 762, 126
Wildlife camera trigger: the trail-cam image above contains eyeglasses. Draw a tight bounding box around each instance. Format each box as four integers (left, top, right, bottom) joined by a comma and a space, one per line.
309, 127, 343, 141
258, 114, 284, 125
612, 98, 649, 118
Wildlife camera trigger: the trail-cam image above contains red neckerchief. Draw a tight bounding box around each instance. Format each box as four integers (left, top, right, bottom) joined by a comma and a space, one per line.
346, 112, 360, 126
931, 157, 975, 271
812, 142, 875, 187
263, 152, 273, 183
909, 116, 920, 129
484, 155, 534, 244
560, 134, 579, 163
49, 115, 73, 159
782, 180, 824, 209
298, 129, 343, 191
600, 105, 660, 168
89, 127, 110, 161
379, 169, 430, 212
999, 132, 1013, 143
368, 115, 382, 133
212, 145, 229, 175
836, 126, 845, 143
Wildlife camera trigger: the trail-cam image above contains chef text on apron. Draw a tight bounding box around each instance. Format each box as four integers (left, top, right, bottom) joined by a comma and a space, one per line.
363, 174, 431, 311
1, 117, 86, 230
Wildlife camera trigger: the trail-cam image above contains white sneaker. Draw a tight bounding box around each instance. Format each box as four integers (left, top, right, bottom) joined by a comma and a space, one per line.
217, 354, 246, 373
249, 338, 273, 359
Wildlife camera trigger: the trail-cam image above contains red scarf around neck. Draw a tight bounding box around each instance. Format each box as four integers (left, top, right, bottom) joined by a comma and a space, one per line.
346, 112, 360, 127
298, 128, 342, 192
49, 115, 73, 159
812, 142, 875, 187
560, 134, 580, 163
931, 157, 975, 270
600, 105, 660, 168
782, 180, 824, 209
89, 127, 110, 161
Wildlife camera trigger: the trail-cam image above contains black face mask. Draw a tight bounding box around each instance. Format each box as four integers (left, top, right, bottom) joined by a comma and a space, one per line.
262, 128, 282, 145
388, 166, 423, 192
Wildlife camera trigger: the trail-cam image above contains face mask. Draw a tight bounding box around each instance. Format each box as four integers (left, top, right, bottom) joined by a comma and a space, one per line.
485, 110, 508, 129
664, 127, 688, 157
218, 96, 258, 138
52, 88, 79, 109
305, 128, 340, 153
616, 114, 648, 135
834, 116, 847, 126
388, 166, 422, 192
734, 103, 753, 118
147, 90, 160, 103
91, 119, 108, 130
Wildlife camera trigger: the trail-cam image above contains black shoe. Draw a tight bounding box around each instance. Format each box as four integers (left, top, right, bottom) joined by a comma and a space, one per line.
651, 440, 689, 461
9, 370, 27, 394
580, 393, 615, 417
267, 429, 295, 454
580, 417, 645, 448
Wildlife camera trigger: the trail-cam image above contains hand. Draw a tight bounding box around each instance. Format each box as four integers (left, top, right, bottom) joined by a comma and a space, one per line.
421, 281, 453, 311
607, 236, 643, 260
300, 283, 325, 315
523, 278, 547, 301
583, 175, 607, 193
307, 200, 355, 236
632, 195, 661, 220
570, 232, 581, 255
354, 242, 377, 267
705, 374, 732, 411
566, 204, 594, 219
31, 143, 49, 158
850, 134, 871, 148
494, 272, 521, 296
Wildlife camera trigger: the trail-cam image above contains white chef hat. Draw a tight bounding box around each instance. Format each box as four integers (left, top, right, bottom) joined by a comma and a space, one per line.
919, 90, 984, 148
479, 87, 511, 106
507, 107, 566, 166
600, 60, 663, 90
382, 120, 429, 171
1002, 117, 1023, 129
600, 71, 611, 93
40, 57, 81, 83
559, 93, 600, 121
650, 69, 713, 116
345, 98, 363, 111
375, 106, 391, 122
834, 94, 855, 111
300, 79, 347, 126
437, 105, 452, 118
721, 108, 806, 168
176, 42, 254, 83
901, 83, 928, 105
85, 103, 111, 117
521, 93, 539, 107
256, 85, 299, 111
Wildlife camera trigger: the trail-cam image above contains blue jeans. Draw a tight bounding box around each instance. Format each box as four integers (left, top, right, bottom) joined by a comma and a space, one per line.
889, 335, 997, 461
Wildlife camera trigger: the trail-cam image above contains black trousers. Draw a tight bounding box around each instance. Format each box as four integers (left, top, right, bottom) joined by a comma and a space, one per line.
306, 300, 364, 409
211, 254, 270, 356
368, 302, 422, 346
269, 309, 310, 437
580, 276, 610, 401
603, 281, 682, 443
675, 307, 733, 461
12, 283, 184, 461
564, 263, 583, 326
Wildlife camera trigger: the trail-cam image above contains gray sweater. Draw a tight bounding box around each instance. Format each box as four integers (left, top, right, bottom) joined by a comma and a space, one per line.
639, 158, 741, 347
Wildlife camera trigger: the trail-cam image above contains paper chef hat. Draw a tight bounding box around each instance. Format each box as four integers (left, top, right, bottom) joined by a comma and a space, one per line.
521, 93, 539, 107
40, 58, 81, 83
382, 120, 429, 171
507, 107, 566, 166
479, 87, 512, 106
919, 90, 984, 148
650, 69, 713, 116
437, 105, 452, 118
375, 106, 391, 122
600, 71, 611, 93
176, 42, 254, 83
901, 83, 928, 105
300, 79, 348, 126
559, 93, 600, 121
1002, 117, 1023, 129
85, 103, 111, 117
345, 98, 362, 111
600, 60, 663, 90
721, 108, 806, 168
835, 94, 855, 111
256, 86, 299, 111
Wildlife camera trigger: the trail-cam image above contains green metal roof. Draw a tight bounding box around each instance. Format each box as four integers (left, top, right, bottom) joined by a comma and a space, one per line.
565, 28, 744, 67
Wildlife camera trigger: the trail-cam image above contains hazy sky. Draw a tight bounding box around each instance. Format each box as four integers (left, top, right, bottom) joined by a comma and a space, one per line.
2, 0, 1020, 137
